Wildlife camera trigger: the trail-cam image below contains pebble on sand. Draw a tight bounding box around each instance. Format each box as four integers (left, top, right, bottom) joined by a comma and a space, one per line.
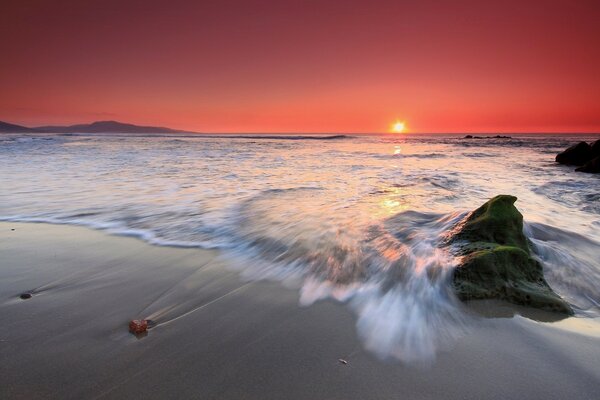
129, 319, 148, 335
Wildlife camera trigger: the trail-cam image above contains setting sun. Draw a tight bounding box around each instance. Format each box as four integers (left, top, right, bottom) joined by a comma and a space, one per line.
391, 120, 406, 133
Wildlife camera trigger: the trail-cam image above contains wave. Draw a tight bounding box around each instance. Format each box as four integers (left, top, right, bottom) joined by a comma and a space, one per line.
202, 134, 351, 140
526, 222, 600, 316
32, 133, 352, 140
0, 204, 471, 363
396, 153, 448, 159
3, 201, 598, 362
461, 152, 500, 158
0, 214, 223, 249
533, 180, 600, 215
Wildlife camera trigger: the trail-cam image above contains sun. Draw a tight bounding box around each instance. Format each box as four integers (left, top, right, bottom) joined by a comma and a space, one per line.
390, 120, 406, 133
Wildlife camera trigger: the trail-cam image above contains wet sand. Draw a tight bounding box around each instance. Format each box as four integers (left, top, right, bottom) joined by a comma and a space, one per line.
1, 222, 599, 399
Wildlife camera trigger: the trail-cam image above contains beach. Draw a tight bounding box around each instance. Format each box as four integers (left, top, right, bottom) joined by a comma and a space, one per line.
3, 0, 600, 397
1, 221, 599, 399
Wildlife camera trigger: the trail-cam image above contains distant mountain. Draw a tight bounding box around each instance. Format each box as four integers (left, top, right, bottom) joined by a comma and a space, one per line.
34, 120, 191, 133
0, 121, 39, 133
0, 120, 193, 134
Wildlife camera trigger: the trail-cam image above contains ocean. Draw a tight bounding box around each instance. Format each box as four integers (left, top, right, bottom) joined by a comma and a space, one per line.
1, 133, 599, 362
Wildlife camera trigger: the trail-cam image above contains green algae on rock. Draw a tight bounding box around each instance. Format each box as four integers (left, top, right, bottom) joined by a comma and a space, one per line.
447, 195, 573, 315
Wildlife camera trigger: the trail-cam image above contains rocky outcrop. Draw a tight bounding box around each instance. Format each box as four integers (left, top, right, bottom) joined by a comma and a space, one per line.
555, 141, 592, 166
446, 195, 573, 314
575, 156, 600, 173
591, 139, 600, 157
463, 135, 511, 139
556, 140, 600, 173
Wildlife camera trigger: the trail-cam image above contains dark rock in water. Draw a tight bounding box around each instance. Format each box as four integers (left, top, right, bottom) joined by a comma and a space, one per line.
19, 293, 32, 299
591, 139, 600, 158
447, 195, 573, 314
555, 140, 600, 172
555, 141, 592, 166
463, 135, 511, 139
575, 156, 600, 173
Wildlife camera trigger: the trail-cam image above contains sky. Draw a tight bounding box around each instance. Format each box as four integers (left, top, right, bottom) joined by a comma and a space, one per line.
1, 0, 599, 133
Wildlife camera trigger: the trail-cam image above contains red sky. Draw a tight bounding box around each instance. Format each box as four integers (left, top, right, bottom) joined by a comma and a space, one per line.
1, 0, 599, 133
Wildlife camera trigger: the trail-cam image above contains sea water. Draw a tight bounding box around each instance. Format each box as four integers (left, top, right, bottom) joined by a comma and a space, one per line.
1, 133, 599, 362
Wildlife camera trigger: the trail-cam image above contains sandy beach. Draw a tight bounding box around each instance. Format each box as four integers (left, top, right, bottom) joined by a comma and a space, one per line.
1, 221, 599, 399
3, 0, 600, 398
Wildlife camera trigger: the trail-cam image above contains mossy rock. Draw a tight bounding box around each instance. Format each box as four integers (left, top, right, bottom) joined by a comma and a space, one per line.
448, 195, 573, 315
453, 246, 572, 314
449, 195, 528, 252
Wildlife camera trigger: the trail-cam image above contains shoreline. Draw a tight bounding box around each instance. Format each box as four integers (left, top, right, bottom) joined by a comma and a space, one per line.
1, 221, 599, 399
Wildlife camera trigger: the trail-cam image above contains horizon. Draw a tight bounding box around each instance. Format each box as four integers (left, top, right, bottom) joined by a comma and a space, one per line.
2, 117, 600, 136
1, 1, 600, 133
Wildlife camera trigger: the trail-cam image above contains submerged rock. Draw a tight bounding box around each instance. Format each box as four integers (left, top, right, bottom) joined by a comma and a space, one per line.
447, 195, 573, 314
555, 141, 592, 166
575, 156, 600, 173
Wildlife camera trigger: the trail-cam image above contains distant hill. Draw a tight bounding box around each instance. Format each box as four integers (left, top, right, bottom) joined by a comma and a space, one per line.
0, 120, 193, 134
34, 120, 191, 133
0, 121, 39, 133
